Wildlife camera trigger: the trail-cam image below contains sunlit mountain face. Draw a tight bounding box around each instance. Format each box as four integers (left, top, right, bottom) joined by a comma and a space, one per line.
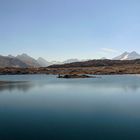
113, 51, 140, 60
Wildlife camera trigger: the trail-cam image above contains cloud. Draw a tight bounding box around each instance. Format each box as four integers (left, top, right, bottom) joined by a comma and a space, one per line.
101, 48, 118, 53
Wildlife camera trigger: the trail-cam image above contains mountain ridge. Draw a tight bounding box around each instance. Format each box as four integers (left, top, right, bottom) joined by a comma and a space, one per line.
0, 55, 29, 68
113, 51, 140, 60
0, 51, 140, 68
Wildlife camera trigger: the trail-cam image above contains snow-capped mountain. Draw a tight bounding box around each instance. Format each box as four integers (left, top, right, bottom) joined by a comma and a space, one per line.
1, 51, 140, 68
113, 51, 140, 60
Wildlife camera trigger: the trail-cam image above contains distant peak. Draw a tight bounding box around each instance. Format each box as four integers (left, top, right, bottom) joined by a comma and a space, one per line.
113, 51, 140, 60
8, 55, 15, 58
17, 53, 32, 59
100, 57, 107, 60
38, 57, 45, 60
130, 51, 138, 54
123, 52, 129, 54
21, 53, 29, 56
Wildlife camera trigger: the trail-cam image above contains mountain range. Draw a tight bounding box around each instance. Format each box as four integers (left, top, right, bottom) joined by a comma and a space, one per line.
0, 51, 140, 68
113, 51, 140, 60
0, 54, 81, 68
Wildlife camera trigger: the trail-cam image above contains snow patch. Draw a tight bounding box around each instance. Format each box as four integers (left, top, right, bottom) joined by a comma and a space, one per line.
121, 54, 129, 60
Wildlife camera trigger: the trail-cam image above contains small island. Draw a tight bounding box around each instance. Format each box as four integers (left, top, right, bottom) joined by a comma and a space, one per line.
57, 74, 96, 79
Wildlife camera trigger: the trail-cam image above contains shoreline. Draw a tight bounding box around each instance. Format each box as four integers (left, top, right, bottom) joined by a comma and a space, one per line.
1, 73, 140, 75
0, 65, 140, 75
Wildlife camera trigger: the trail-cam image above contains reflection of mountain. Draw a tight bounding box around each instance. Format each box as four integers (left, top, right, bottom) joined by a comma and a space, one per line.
49, 76, 140, 92
0, 75, 140, 93
0, 82, 34, 92
122, 84, 140, 92
0, 81, 50, 92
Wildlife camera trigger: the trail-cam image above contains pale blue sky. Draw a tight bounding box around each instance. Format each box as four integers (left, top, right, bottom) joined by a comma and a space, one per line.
0, 0, 140, 61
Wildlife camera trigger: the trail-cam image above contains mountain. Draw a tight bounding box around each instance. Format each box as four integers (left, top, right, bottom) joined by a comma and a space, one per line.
50, 61, 63, 65
113, 52, 129, 60
0, 55, 29, 68
1, 51, 140, 68
127, 51, 140, 60
100, 57, 107, 60
113, 51, 140, 60
0, 53, 81, 67
63, 59, 79, 64
47, 59, 80, 66
16, 53, 41, 67
37, 57, 52, 67
8, 55, 15, 58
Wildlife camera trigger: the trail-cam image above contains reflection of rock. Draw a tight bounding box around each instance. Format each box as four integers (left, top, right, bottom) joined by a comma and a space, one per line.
58, 74, 95, 79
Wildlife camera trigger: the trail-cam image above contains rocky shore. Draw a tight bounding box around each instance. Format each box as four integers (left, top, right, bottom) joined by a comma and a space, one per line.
0, 64, 140, 75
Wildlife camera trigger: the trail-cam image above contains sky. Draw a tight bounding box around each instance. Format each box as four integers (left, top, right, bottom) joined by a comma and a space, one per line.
0, 0, 140, 61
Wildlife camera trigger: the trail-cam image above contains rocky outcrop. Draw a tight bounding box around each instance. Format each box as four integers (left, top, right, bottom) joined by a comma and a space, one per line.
58, 74, 95, 78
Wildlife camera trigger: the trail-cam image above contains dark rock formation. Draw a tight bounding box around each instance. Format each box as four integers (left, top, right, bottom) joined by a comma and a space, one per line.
58, 74, 95, 79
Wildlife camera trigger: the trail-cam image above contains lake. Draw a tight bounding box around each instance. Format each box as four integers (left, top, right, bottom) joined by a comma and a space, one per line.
0, 74, 140, 140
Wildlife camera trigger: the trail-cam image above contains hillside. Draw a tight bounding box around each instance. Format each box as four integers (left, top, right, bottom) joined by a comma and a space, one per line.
48, 59, 140, 68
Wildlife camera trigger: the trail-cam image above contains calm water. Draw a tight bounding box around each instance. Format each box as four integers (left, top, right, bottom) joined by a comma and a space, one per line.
0, 75, 140, 140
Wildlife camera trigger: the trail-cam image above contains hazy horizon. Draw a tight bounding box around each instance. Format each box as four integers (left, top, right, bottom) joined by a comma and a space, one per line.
1, 0, 140, 61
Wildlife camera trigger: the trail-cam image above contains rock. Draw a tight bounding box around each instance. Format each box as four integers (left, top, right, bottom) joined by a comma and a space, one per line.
57, 74, 95, 79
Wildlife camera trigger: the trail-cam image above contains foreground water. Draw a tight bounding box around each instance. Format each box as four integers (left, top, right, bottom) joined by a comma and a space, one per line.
0, 75, 140, 140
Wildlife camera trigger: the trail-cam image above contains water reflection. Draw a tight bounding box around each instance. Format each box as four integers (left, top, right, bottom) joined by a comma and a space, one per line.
0, 81, 34, 92
0, 75, 140, 140
0, 75, 140, 93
